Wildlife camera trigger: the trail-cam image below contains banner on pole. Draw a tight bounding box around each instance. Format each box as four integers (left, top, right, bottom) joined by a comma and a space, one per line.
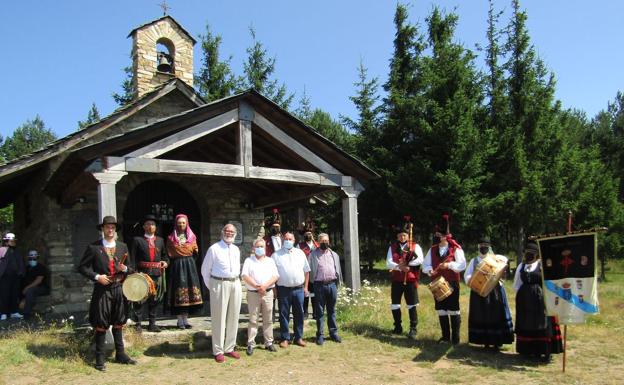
536, 233, 599, 324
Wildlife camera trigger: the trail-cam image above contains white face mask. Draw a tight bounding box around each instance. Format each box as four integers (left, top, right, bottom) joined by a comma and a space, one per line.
28, 260, 37, 267
283, 240, 294, 250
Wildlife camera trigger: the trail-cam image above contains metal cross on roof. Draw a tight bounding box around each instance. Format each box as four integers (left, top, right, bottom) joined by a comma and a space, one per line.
158, 0, 171, 16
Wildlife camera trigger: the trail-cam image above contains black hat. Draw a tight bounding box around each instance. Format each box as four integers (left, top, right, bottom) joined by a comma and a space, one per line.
265, 208, 281, 227
478, 236, 491, 245
395, 215, 413, 234
525, 241, 539, 254
433, 213, 451, 235
97, 215, 118, 229
143, 214, 158, 225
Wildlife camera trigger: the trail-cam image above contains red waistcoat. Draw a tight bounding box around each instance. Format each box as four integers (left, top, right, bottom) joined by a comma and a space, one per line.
431, 244, 460, 282
298, 241, 319, 258
390, 241, 420, 284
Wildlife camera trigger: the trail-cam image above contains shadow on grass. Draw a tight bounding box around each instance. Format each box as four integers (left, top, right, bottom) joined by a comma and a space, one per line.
445, 344, 553, 371
344, 321, 446, 352
144, 332, 213, 359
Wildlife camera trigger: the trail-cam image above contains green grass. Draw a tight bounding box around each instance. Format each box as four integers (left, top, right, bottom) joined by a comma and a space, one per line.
1, 260, 624, 384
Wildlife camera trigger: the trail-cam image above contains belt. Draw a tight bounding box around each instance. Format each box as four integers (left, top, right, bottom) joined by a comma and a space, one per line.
211, 275, 238, 282
248, 286, 274, 292
315, 279, 337, 285
139, 261, 162, 269
281, 284, 304, 289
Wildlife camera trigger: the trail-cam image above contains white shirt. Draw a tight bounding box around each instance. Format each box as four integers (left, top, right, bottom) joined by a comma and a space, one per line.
464, 254, 508, 284
422, 244, 466, 275
512, 259, 541, 292
201, 240, 240, 287
241, 255, 279, 290
386, 243, 424, 270
273, 247, 310, 287
271, 235, 282, 252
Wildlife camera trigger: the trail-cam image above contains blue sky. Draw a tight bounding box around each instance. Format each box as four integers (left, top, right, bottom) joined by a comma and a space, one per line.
1, 0, 623, 139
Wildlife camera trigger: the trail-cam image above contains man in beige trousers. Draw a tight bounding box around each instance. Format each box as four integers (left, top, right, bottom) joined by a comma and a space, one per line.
201, 223, 242, 363
241, 238, 279, 355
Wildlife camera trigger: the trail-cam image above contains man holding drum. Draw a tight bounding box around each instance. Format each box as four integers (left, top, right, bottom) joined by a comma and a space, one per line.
464, 237, 514, 350
422, 215, 466, 345
386, 216, 423, 339
78, 216, 136, 371
130, 214, 168, 333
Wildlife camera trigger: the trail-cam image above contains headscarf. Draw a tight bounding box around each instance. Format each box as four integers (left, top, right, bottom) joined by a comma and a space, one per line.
168, 214, 197, 246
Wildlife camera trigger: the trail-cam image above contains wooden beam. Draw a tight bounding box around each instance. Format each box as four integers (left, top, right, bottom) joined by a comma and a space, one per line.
236, 120, 253, 177
253, 187, 337, 209
124, 108, 238, 158
253, 113, 340, 174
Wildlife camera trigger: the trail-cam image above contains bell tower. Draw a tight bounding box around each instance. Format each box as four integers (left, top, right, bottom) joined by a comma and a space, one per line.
128, 16, 196, 98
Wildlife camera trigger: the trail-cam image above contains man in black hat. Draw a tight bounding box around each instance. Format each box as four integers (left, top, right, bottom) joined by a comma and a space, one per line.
78, 215, 136, 371
130, 215, 169, 332
386, 216, 423, 339
422, 215, 466, 345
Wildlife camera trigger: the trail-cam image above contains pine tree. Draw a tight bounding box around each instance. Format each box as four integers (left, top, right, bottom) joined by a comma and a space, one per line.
295, 86, 313, 123
112, 65, 135, 106
77, 103, 101, 130
0, 116, 57, 161
342, 60, 382, 161
240, 27, 294, 110
195, 23, 238, 102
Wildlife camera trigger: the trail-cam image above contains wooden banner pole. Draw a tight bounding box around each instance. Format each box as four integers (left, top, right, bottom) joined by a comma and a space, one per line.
562, 210, 572, 373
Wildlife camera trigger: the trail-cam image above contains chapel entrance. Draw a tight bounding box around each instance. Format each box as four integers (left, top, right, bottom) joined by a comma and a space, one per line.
121, 179, 201, 244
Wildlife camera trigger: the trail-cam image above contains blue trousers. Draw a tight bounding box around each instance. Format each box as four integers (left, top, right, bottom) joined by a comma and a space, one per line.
277, 286, 305, 341
313, 281, 338, 338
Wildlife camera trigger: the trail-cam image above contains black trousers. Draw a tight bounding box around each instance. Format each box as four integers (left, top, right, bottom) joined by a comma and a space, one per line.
390, 281, 419, 306
0, 274, 21, 314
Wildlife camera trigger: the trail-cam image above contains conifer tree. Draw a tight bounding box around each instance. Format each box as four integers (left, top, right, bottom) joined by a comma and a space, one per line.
112, 65, 135, 106
240, 27, 294, 110
195, 24, 238, 102
0, 116, 57, 161
78, 103, 101, 130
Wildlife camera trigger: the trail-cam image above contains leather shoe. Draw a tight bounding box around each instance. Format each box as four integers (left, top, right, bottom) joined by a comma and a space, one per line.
94, 362, 106, 372
316, 335, 325, 345
330, 334, 342, 343
214, 354, 225, 363
147, 324, 162, 333
246, 345, 254, 356
225, 351, 240, 359
115, 353, 137, 365
266, 344, 277, 352
279, 340, 289, 348
294, 339, 306, 347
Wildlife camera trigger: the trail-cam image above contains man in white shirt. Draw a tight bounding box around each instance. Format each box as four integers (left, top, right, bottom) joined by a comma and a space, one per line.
201, 223, 242, 363
422, 221, 466, 345
272, 231, 310, 348
241, 238, 279, 355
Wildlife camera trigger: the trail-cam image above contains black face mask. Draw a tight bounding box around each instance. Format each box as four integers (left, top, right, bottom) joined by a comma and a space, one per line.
304, 235, 313, 242
523, 252, 538, 263
319, 243, 329, 250
270, 227, 280, 236
479, 246, 490, 255
432, 236, 440, 245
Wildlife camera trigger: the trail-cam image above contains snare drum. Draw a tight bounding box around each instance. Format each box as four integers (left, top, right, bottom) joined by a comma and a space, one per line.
429, 276, 453, 302
468, 254, 507, 297
122, 273, 156, 302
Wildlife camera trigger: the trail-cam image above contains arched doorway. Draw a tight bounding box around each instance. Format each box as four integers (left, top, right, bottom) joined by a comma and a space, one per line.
122, 179, 201, 245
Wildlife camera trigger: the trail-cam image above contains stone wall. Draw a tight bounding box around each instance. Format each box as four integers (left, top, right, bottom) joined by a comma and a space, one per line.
131, 18, 194, 98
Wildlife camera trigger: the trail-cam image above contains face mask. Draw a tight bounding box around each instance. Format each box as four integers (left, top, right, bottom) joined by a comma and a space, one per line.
271, 227, 280, 236
254, 247, 265, 256
28, 260, 37, 267
432, 236, 440, 244
479, 246, 490, 255
319, 243, 329, 250
304, 235, 313, 242
283, 240, 294, 250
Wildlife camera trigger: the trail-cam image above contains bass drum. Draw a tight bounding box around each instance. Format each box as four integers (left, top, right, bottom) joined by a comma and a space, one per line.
122, 273, 155, 303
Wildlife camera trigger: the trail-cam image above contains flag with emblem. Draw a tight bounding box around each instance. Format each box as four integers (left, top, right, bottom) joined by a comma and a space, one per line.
536, 233, 599, 324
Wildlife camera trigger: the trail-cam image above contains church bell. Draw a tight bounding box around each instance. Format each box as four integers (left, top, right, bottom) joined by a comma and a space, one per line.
157, 52, 173, 73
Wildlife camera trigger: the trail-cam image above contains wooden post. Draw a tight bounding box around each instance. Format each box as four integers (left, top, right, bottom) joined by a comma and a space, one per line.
563, 210, 572, 373
92, 171, 127, 220
341, 183, 363, 292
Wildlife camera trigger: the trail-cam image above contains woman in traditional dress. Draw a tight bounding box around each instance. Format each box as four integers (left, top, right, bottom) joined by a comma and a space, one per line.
166, 214, 203, 329
464, 236, 514, 350
513, 241, 563, 361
